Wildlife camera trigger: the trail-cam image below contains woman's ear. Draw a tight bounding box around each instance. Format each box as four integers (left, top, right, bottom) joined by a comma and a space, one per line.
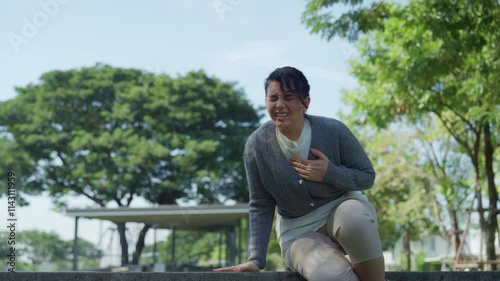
304, 96, 310, 111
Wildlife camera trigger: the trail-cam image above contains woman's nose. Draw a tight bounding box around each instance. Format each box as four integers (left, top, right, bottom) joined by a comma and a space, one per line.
276, 98, 285, 108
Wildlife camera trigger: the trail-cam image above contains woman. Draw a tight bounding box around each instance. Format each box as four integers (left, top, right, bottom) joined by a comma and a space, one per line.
214, 66, 385, 281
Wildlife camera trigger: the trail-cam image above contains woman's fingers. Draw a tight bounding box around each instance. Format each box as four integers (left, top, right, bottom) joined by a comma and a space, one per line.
289, 150, 329, 182
212, 261, 260, 272
213, 266, 236, 272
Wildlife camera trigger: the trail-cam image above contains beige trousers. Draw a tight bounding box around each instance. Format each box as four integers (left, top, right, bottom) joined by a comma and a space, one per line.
282, 199, 383, 281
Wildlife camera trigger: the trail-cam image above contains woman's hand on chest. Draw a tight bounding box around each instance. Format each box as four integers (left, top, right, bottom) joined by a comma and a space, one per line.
288, 148, 329, 182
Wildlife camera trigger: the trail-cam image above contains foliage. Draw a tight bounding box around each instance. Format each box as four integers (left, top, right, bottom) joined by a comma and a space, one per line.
0, 63, 261, 208
416, 117, 475, 253
399, 251, 410, 271
266, 253, 287, 272
302, 0, 397, 42
415, 250, 427, 271
0, 230, 102, 271
0, 137, 43, 206
304, 0, 499, 268
0, 63, 261, 264
358, 126, 436, 250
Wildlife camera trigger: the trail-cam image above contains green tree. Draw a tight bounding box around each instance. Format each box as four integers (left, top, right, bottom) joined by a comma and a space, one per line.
303, 0, 499, 269
0, 137, 43, 206
302, 0, 395, 42
0, 230, 102, 271
344, 112, 476, 269
0, 64, 261, 265
416, 118, 475, 259
361, 127, 435, 270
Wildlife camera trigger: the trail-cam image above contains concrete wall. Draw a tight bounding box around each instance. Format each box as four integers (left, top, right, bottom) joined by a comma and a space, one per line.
0, 271, 499, 281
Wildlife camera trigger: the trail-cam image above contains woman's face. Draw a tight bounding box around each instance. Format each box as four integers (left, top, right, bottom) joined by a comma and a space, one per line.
266, 81, 310, 137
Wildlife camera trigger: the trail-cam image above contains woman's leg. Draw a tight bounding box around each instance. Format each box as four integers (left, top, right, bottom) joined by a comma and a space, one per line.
326, 199, 386, 281
285, 231, 360, 281
352, 256, 386, 281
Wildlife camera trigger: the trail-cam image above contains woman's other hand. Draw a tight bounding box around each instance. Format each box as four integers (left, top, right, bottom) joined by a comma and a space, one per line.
212, 261, 260, 272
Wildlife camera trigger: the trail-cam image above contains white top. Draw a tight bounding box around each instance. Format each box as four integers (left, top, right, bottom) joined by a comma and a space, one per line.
275, 119, 365, 247
275, 118, 312, 160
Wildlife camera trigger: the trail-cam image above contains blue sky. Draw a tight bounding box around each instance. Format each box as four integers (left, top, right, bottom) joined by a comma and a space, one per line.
0, 0, 359, 266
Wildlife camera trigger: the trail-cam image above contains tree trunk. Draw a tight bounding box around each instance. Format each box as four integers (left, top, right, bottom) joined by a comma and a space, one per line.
116, 222, 129, 265
449, 208, 461, 256
483, 123, 498, 270
403, 234, 411, 271
131, 224, 152, 264
467, 127, 489, 269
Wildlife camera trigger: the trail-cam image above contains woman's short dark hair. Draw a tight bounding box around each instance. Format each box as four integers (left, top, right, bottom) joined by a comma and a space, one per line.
264, 66, 310, 108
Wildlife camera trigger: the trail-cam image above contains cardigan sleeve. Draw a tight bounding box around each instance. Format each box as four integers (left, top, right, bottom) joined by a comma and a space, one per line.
322, 122, 376, 191
244, 139, 276, 269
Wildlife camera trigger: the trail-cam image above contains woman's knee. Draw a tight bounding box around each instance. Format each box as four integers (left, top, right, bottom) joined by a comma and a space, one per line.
329, 199, 378, 238
328, 199, 383, 263
307, 265, 360, 281
296, 256, 359, 281
287, 232, 358, 281
288, 232, 345, 267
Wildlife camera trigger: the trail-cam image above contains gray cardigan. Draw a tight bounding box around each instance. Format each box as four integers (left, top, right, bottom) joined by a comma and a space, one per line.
244, 114, 376, 269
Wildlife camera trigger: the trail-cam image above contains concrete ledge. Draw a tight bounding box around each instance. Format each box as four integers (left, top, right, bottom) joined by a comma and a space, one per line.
0, 271, 499, 281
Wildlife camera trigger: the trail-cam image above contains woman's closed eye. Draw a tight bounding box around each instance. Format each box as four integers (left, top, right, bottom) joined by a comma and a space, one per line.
267, 95, 298, 101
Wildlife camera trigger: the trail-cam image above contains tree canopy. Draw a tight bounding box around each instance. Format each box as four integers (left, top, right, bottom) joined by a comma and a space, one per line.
0, 230, 102, 271
304, 0, 499, 269
0, 63, 261, 265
